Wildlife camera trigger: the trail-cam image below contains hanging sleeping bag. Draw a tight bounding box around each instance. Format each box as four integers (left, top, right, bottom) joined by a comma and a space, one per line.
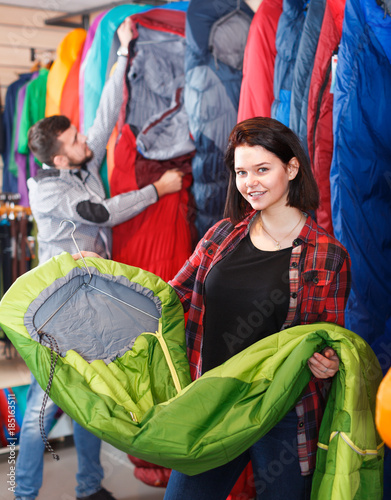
306, 0, 346, 235
111, 125, 194, 282
111, 6, 195, 282
185, 0, 253, 236
0, 252, 384, 500
330, 0, 391, 345
376, 367, 391, 448
272, 0, 309, 126
78, 10, 108, 134
60, 40, 85, 131
237, 0, 283, 121
1, 72, 34, 193
289, 0, 326, 153
45, 28, 87, 117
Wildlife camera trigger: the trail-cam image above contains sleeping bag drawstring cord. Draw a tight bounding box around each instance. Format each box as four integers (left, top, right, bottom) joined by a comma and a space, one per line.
38, 332, 60, 461
35, 220, 161, 459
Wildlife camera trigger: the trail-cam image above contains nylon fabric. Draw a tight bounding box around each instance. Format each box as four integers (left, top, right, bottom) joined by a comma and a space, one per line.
60, 40, 85, 130
111, 125, 194, 282
123, 23, 193, 161
82, 5, 152, 135
45, 29, 86, 117
109, 7, 194, 289
1, 72, 33, 192
132, 4, 188, 36
272, 0, 308, 125
9, 81, 30, 206
81, 5, 152, 193
9, 71, 44, 205
208, 9, 252, 71
82, 2, 188, 134
306, 0, 346, 235
79, 10, 108, 134
24, 268, 160, 363
376, 367, 391, 448
330, 0, 391, 344
0, 253, 189, 420
0, 255, 383, 499
237, 0, 283, 121
289, 0, 326, 153
185, 0, 254, 235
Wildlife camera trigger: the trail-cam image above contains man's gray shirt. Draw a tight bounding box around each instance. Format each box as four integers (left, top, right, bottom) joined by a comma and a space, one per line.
27, 57, 158, 263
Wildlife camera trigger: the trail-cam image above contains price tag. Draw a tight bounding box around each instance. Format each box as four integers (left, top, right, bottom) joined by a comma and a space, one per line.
330, 53, 338, 94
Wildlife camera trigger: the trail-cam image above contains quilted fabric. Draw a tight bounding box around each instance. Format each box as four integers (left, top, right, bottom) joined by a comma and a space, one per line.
0, 253, 383, 498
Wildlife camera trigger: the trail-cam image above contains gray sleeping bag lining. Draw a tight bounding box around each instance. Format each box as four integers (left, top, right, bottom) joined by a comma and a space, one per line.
24, 266, 161, 364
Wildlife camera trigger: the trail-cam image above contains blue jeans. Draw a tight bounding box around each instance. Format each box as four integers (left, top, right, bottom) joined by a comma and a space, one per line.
15, 376, 104, 499
164, 410, 312, 500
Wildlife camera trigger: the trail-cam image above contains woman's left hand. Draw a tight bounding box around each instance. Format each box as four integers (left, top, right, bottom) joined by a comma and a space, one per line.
307, 347, 339, 379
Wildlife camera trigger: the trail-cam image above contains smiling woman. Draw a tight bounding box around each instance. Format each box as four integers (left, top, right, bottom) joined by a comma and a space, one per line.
165, 116, 352, 500
234, 146, 297, 208
224, 116, 319, 226
233, 145, 302, 250
0, 252, 382, 500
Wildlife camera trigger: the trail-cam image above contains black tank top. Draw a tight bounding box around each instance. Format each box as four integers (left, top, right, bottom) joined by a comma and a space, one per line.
202, 234, 291, 373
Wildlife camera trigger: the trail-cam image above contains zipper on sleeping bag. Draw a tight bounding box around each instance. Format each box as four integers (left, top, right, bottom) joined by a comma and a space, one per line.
144, 322, 182, 394
312, 47, 338, 165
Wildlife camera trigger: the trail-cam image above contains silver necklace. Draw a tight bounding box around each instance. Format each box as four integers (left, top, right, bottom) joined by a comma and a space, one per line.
260, 212, 303, 250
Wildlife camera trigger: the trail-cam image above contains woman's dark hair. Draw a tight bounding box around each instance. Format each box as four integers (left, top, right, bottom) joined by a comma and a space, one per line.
224, 117, 319, 224
28, 115, 71, 166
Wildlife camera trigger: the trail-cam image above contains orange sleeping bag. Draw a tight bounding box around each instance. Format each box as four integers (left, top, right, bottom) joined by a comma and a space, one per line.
376, 367, 391, 447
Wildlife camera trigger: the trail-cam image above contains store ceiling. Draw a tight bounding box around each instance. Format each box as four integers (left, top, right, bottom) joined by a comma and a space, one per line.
1, 0, 108, 10
0, 0, 168, 15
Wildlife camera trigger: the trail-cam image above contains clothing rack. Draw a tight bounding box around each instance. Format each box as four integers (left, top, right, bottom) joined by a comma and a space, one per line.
0, 195, 35, 288
0, 193, 35, 358
44, 0, 169, 29
30, 48, 56, 65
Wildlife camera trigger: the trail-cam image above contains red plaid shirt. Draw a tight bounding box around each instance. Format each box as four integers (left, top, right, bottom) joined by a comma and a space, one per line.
169, 211, 351, 474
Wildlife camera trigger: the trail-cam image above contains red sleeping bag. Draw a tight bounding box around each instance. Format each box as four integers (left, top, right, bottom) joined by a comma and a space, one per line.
111, 124, 195, 282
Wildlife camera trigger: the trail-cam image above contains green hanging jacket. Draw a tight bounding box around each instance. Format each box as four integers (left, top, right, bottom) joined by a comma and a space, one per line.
0, 253, 383, 499
17, 68, 49, 158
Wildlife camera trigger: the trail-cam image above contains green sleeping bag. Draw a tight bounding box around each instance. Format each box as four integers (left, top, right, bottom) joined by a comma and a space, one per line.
0, 253, 384, 499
